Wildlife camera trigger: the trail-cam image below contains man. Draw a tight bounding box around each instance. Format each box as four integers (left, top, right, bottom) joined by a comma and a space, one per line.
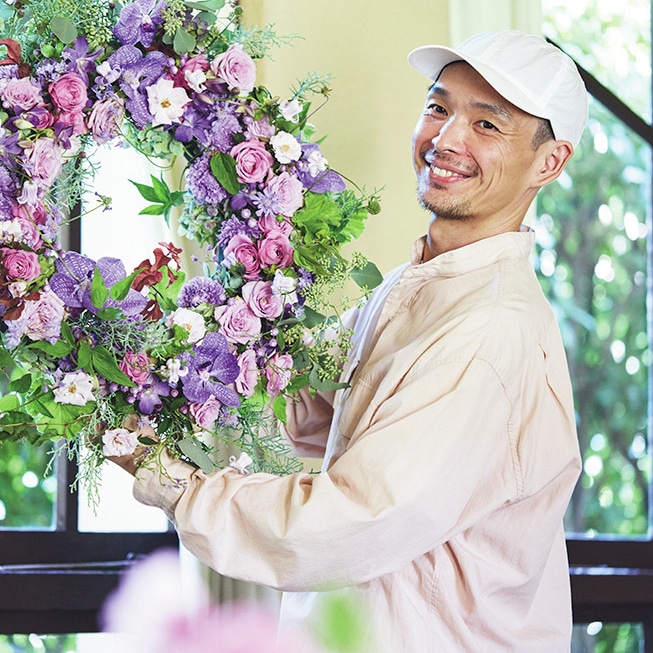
112, 30, 587, 652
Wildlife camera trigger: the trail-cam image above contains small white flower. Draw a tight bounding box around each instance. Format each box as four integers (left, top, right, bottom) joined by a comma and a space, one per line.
279, 98, 302, 122
53, 371, 96, 406
0, 219, 24, 244
270, 131, 302, 164
102, 428, 138, 457
184, 68, 207, 93
272, 269, 298, 303
166, 307, 206, 343
166, 357, 188, 384
146, 78, 191, 127
307, 149, 329, 176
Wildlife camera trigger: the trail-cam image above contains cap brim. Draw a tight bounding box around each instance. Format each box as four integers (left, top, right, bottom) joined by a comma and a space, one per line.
407, 45, 548, 122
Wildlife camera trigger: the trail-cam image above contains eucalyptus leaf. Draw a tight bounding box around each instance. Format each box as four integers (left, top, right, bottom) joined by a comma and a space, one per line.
49, 16, 78, 44
309, 365, 349, 393
178, 437, 216, 473
173, 27, 196, 55
302, 306, 327, 329
351, 261, 383, 290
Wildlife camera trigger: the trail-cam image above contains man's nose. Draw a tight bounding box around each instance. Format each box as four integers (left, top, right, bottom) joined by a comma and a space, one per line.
432, 116, 467, 153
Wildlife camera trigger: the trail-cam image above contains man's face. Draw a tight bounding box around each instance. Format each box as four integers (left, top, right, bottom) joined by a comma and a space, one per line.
412, 62, 545, 225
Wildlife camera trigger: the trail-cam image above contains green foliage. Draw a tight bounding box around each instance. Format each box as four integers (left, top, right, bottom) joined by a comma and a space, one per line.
541, 2, 651, 538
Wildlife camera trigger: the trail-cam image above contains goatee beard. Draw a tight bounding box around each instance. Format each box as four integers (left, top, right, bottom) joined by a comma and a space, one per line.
417, 186, 473, 221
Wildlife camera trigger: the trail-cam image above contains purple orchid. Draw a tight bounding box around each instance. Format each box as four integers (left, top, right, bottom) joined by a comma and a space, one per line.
296, 143, 346, 193
107, 45, 168, 129
62, 38, 103, 84
174, 104, 212, 146
182, 332, 241, 407
49, 251, 147, 316
137, 378, 171, 414
113, 0, 166, 47
0, 129, 22, 171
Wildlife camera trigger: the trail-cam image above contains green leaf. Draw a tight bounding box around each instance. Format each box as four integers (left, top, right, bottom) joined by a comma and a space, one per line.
210, 152, 241, 195
272, 394, 287, 424
173, 27, 196, 55
177, 437, 215, 473
302, 306, 327, 329
110, 270, 140, 300
96, 307, 123, 321
130, 179, 160, 203
309, 365, 349, 393
185, 0, 226, 10
8, 374, 32, 394
351, 261, 383, 290
0, 346, 15, 368
60, 321, 75, 345
77, 341, 92, 371
49, 16, 77, 43
139, 204, 167, 216
90, 267, 109, 309
0, 393, 20, 412
91, 346, 135, 386
150, 174, 172, 202
27, 338, 73, 358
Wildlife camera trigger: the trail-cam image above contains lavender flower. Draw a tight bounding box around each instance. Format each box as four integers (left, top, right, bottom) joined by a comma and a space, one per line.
182, 332, 241, 407
49, 251, 147, 316
62, 38, 103, 84
177, 277, 226, 308
137, 379, 171, 414
0, 164, 16, 220
216, 215, 259, 249
208, 102, 242, 152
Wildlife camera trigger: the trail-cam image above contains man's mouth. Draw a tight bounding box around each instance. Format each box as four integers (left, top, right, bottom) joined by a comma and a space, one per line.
431, 166, 465, 179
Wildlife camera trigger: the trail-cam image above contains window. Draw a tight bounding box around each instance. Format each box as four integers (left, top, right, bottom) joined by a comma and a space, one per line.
540, 1, 653, 650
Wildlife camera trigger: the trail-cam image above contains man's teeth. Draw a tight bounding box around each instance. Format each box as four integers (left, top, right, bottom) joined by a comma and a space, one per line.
432, 166, 458, 178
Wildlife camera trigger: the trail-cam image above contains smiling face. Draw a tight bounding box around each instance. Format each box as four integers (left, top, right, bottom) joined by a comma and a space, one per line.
412, 61, 552, 232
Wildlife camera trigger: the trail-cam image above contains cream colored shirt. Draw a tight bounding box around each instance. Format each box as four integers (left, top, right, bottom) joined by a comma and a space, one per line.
134, 231, 581, 652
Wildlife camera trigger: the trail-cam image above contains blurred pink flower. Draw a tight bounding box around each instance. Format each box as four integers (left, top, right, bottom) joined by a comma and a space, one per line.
211, 43, 256, 93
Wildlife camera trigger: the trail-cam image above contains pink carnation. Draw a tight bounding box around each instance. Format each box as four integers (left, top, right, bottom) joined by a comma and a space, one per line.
258, 232, 294, 268
223, 234, 261, 279
1, 248, 41, 282
49, 72, 88, 113
231, 139, 273, 184
1, 77, 43, 109
215, 298, 261, 345
265, 352, 293, 396
210, 43, 256, 93
119, 351, 151, 386
242, 280, 283, 319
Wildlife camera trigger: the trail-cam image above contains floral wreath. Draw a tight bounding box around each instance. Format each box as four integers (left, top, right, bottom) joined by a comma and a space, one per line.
0, 0, 381, 493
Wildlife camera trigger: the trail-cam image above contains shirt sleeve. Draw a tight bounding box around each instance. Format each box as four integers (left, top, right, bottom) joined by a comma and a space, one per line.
134, 358, 533, 592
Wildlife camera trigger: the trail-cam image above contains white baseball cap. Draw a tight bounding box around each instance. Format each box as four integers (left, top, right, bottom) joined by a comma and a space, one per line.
408, 30, 589, 148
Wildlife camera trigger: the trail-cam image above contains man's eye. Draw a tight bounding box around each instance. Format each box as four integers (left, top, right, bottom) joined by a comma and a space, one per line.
480, 120, 497, 130
426, 103, 446, 115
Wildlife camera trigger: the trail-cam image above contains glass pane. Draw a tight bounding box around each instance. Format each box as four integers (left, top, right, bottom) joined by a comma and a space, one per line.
535, 97, 652, 536
0, 633, 127, 652
572, 622, 644, 652
542, 0, 651, 123
0, 441, 56, 529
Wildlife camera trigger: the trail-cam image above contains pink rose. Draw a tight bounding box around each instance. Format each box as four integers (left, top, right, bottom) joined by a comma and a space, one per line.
119, 351, 151, 386
231, 139, 273, 184
1, 248, 41, 282
242, 280, 283, 319
10, 216, 43, 249
245, 115, 275, 140
266, 172, 304, 217
1, 77, 43, 110
25, 138, 63, 188
258, 233, 294, 268
215, 298, 261, 345
258, 214, 292, 236
6, 286, 65, 346
49, 72, 88, 113
174, 55, 210, 89
235, 349, 258, 399
223, 234, 261, 279
211, 43, 256, 93
265, 352, 293, 396
13, 200, 47, 226
189, 395, 222, 430
88, 98, 124, 143
57, 108, 87, 135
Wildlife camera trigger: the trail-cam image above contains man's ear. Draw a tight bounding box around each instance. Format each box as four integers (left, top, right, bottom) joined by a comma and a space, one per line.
534, 141, 574, 188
